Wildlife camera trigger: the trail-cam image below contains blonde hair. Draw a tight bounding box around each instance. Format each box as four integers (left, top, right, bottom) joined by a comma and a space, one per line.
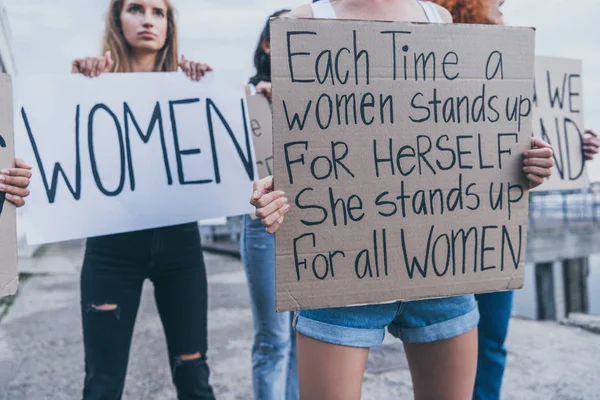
102, 0, 179, 72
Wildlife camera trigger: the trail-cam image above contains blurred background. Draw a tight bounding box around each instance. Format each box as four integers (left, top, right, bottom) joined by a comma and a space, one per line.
1, 0, 599, 320
0, 1, 599, 398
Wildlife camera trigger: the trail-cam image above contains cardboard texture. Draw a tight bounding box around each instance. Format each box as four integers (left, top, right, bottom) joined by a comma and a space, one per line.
271, 18, 535, 311
15, 72, 257, 245
246, 93, 274, 179
0, 74, 18, 297
532, 56, 588, 191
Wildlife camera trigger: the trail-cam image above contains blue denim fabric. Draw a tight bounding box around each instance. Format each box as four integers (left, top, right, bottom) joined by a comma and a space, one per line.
241, 215, 299, 400
473, 291, 514, 400
296, 295, 479, 347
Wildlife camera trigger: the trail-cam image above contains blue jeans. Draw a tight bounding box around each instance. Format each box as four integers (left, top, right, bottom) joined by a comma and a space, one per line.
473, 291, 514, 400
241, 215, 299, 400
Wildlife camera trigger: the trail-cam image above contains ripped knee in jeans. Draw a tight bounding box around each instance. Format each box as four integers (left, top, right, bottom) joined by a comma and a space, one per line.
85, 302, 120, 319
178, 352, 203, 362
172, 352, 209, 376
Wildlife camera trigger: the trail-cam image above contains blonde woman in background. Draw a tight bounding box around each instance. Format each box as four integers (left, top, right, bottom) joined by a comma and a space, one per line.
72, 1, 214, 399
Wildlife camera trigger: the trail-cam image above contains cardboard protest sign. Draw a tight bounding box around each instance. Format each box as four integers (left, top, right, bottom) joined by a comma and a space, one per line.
0, 75, 18, 297
15, 72, 257, 245
246, 93, 273, 179
532, 56, 588, 191
271, 18, 535, 311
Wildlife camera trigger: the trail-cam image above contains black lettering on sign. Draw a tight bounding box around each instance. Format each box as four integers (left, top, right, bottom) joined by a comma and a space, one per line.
399, 224, 518, 278
480, 225, 498, 272
411, 85, 500, 125
257, 156, 274, 176
316, 49, 335, 85
451, 227, 478, 276
0, 134, 5, 215
501, 225, 522, 271
545, 72, 581, 113
353, 30, 370, 85
251, 118, 262, 137
401, 225, 434, 279
206, 98, 255, 184
568, 74, 581, 113
335, 48, 351, 84
505, 95, 531, 132
285, 141, 355, 185
355, 229, 389, 279
328, 187, 364, 226
124, 102, 172, 190
375, 191, 397, 217
316, 94, 334, 129
287, 31, 318, 83
442, 51, 460, 81
414, 51, 436, 81
497, 133, 518, 169
296, 187, 328, 226
88, 104, 127, 197
488, 181, 524, 220
546, 71, 566, 109
380, 30, 412, 81
432, 232, 451, 277
485, 51, 504, 80
293, 232, 344, 281
21, 106, 82, 203
283, 100, 312, 131
436, 135, 456, 171
539, 117, 585, 181
170, 99, 209, 185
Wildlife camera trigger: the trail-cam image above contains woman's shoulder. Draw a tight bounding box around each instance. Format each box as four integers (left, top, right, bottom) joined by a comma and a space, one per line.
425, 1, 453, 23
287, 4, 314, 18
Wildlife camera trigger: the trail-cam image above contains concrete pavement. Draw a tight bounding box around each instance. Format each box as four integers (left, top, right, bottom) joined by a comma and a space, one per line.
0, 241, 599, 400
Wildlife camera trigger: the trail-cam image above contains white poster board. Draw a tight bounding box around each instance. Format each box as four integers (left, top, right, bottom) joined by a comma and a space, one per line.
15, 72, 257, 244
532, 56, 588, 191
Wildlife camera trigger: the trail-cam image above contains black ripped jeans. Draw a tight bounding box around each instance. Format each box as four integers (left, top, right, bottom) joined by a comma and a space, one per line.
80, 223, 215, 400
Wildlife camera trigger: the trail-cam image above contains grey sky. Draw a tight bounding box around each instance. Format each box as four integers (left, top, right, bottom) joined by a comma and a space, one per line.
5, 0, 600, 178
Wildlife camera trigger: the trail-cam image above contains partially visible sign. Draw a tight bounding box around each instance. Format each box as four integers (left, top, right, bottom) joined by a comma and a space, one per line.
0, 74, 18, 297
247, 93, 274, 179
533, 56, 588, 191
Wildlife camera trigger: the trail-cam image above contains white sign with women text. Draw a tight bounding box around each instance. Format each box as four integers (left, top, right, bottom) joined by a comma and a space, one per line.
14, 72, 257, 244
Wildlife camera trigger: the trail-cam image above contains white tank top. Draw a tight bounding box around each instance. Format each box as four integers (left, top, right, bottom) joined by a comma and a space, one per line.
310, 0, 444, 23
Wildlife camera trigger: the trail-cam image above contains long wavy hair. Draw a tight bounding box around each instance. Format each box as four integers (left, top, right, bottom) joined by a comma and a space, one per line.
102, 0, 179, 72
431, 0, 495, 24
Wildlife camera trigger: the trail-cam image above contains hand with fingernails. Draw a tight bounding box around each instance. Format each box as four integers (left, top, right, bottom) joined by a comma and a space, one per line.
178, 55, 212, 82
72, 51, 115, 77
522, 137, 554, 189
252, 138, 555, 234
583, 129, 600, 161
255, 81, 272, 101
0, 158, 32, 208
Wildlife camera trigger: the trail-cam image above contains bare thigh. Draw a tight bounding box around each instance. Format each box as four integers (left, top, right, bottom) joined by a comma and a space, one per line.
404, 328, 478, 400
296, 333, 370, 400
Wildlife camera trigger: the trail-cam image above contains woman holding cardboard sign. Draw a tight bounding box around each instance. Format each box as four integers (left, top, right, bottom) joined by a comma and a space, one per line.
72, 1, 215, 399
241, 9, 301, 400
431, 1, 600, 399
250, 0, 555, 399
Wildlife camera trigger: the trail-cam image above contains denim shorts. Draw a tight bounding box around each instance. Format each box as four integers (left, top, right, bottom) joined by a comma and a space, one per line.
294, 295, 479, 348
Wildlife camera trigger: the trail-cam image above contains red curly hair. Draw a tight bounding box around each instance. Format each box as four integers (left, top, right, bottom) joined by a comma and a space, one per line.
431, 0, 494, 24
